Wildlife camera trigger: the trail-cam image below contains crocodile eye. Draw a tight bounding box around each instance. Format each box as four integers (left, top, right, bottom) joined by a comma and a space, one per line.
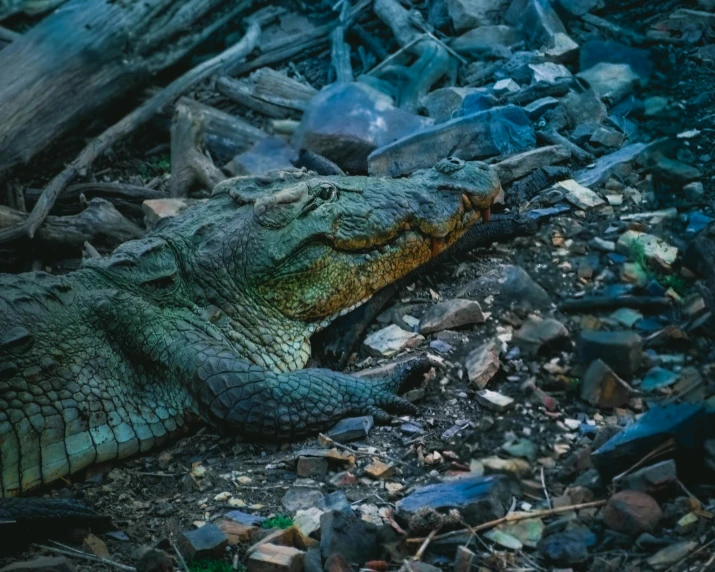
317, 183, 336, 201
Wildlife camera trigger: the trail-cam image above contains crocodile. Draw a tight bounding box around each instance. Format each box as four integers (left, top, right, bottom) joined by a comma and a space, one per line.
0, 159, 500, 498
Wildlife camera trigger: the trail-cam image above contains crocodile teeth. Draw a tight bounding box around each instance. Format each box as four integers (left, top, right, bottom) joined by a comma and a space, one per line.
431, 237, 447, 258
481, 207, 491, 223
461, 194, 473, 211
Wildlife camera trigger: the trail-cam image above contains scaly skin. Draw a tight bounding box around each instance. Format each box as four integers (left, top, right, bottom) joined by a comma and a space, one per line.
0, 159, 500, 497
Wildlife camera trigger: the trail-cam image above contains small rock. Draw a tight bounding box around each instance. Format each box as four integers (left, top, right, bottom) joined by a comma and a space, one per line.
623, 460, 677, 494
617, 230, 678, 266
82, 534, 109, 558
502, 438, 537, 461
484, 528, 523, 550
178, 523, 229, 561
577, 62, 640, 103
459, 264, 552, 310
247, 544, 305, 572
420, 87, 488, 123
513, 316, 569, 355
528, 62, 572, 84
580, 359, 632, 408
326, 416, 374, 443
492, 78, 521, 97
363, 324, 424, 357
454, 547, 476, 572
644, 96, 669, 117
562, 89, 608, 125
544, 33, 580, 63
575, 142, 648, 188
683, 181, 704, 201
396, 474, 511, 525
368, 105, 535, 177
296, 456, 329, 478
580, 40, 653, 81
465, 341, 501, 389
538, 530, 591, 566
0, 559, 75, 572
590, 126, 624, 148
293, 82, 431, 173
282, 487, 325, 512
446, 0, 511, 29
675, 512, 698, 534
476, 389, 515, 412
602, 490, 663, 535
640, 367, 679, 392
555, 179, 605, 209
505, 0, 566, 44
646, 541, 698, 571
621, 262, 648, 287
135, 548, 174, 572
579, 330, 643, 377
452, 25, 523, 53
523, 96, 561, 120
495, 145, 570, 184
329, 471, 357, 487
364, 461, 395, 480
217, 518, 258, 545
316, 491, 353, 514
590, 237, 616, 252
610, 308, 642, 328
294, 508, 324, 537
496, 518, 544, 548
419, 299, 485, 334
320, 510, 378, 566
481, 455, 531, 477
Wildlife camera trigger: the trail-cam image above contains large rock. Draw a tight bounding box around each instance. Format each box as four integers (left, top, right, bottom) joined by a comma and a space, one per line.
580, 40, 653, 81
459, 264, 552, 311
465, 341, 501, 388
363, 324, 424, 357
578, 330, 642, 377
602, 490, 663, 535
505, 0, 566, 44
419, 299, 485, 334
368, 105, 535, 177
293, 82, 431, 173
577, 62, 641, 103
494, 145, 570, 184
452, 26, 524, 54
446, 0, 512, 29
320, 510, 378, 566
561, 89, 607, 126
580, 359, 631, 408
178, 524, 229, 562
396, 474, 512, 525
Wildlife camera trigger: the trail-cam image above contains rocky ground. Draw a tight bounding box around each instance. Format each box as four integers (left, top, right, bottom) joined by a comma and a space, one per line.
1, 0, 715, 571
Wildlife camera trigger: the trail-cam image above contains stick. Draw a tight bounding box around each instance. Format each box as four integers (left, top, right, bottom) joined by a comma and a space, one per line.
413, 528, 440, 561
0, 21, 261, 245
410, 500, 607, 543
38, 544, 135, 571
318, 433, 414, 470
171, 536, 191, 572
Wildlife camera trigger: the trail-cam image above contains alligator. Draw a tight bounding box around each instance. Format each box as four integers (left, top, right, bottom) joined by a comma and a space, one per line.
0, 159, 500, 499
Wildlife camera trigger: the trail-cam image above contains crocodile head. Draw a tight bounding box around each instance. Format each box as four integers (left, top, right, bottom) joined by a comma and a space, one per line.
213, 158, 501, 324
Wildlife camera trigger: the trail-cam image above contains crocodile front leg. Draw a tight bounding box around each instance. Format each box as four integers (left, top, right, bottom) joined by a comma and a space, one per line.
97, 292, 420, 439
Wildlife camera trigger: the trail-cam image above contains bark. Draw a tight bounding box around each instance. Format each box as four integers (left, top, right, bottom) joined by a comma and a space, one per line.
0, 0, 253, 174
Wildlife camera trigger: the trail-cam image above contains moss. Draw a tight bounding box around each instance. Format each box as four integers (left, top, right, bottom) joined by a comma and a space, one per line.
261, 515, 294, 529
189, 560, 236, 572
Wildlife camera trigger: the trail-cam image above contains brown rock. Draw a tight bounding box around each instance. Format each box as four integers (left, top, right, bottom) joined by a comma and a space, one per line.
325, 554, 351, 572
247, 544, 305, 572
580, 359, 632, 408
296, 456, 329, 478
82, 533, 109, 558
135, 548, 175, 572
419, 299, 485, 334
364, 461, 395, 479
602, 490, 663, 535
178, 523, 229, 561
465, 341, 501, 389
217, 518, 258, 545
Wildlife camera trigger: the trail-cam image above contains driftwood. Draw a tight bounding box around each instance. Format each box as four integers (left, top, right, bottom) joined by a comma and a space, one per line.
0, 0, 254, 174
0, 0, 66, 20
0, 21, 261, 245
331, 1, 353, 83
170, 101, 228, 198
0, 199, 143, 252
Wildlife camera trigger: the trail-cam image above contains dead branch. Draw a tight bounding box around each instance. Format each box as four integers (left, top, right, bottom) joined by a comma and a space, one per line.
0, 21, 260, 245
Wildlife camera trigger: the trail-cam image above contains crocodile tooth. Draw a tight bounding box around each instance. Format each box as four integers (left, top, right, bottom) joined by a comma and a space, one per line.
431, 238, 447, 258
481, 207, 491, 223
461, 194, 473, 211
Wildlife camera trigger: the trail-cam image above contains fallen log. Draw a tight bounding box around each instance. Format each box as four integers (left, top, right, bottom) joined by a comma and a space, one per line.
0, 0, 253, 174
0, 20, 261, 244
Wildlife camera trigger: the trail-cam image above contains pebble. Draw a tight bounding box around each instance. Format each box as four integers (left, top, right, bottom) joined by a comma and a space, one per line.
420, 87, 486, 122
363, 324, 424, 357
296, 456, 329, 478
224, 510, 266, 527
528, 62, 572, 84
465, 341, 501, 388
640, 366, 679, 392
556, 179, 606, 209
580, 359, 632, 408
82, 534, 109, 558
178, 523, 229, 561
217, 518, 259, 545
476, 389, 515, 411
646, 541, 698, 570
364, 460, 395, 480
459, 264, 552, 310
579, 330, 643, 377
325, 416, 374, 442
247, 544, 305, 572
513, 316, 569, 355
419, 298, 485, 334
602, 490, 663, 535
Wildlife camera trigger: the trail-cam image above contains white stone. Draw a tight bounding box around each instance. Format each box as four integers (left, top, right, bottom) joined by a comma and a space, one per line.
577, 62, 640, 102
493, 78, 521, 96
476, 389, 514, 411
294, 507, 324, 537
363, 324, 425, 357
465, 341, 501, 389
528, 62, 572, 84
555, 179, 605, 209
616, 230, 678, 265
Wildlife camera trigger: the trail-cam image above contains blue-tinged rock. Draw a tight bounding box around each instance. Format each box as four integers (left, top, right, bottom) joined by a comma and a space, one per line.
686, 212, 714, 235
368, 105, 535, 177
580, 40, 654, 81
593, 403, 715, 479
640, 367, 679, 392
224, 510, 265, 526
396, 475, 512, 525
538, 528, 596, 565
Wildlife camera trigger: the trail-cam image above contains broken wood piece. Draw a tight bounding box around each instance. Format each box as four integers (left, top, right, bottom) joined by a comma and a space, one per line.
0, 198, 143, 251
217, 77, 295, 118
0, 0, 253, 175
0, 21, 261, 245
331, 1, 353, 83
170, 101, 227, 198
